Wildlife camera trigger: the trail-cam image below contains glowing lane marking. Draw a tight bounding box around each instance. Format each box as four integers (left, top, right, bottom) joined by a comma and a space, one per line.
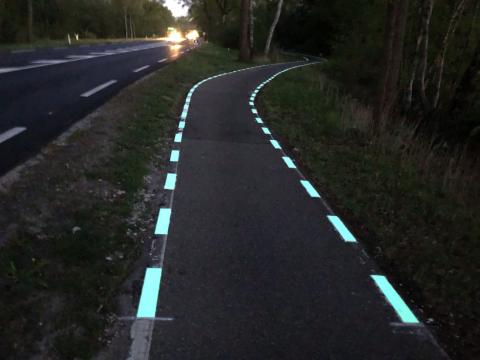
249, 101, 254, 106
371, 275, 419, 324
327, 215, 356, 243
251, 109, 258, 114
261, 127, 271, 135
174, 132, 183, 143
0, 127, 27, 144
179, 121, 186, 129
80, 80, 117, 97
300, 180, 321, 198
180, 110, 188, 120
270, 139, 282, 149
170, 150, 180, 162
282, 156, 296, 169
255, 117, 263, 124
164, 173, 177, 190
158, 58, 167, 63
136, 268, 162, 318
133, 65, 150, 73
155, 208, 172, 235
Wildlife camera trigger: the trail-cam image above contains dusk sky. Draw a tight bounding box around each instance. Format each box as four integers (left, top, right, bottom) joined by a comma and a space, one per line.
164, 0, 188, 18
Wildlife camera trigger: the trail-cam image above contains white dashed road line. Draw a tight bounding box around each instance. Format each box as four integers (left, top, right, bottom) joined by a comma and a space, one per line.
66, 55, 96, 60
30, 59, 70, 65
0, 127, 27, 145
1, 42, 171, 75
133, 65, 150, 73
80, 80, 117, 98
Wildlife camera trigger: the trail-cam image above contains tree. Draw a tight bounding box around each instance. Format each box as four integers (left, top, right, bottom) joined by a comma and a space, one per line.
27, 0, 33, 42
432, 0, 469, 109
249, 0, 254, 58
215, 0, 233, 24
239, 0, 250, 61
264, 0, 283, 56
373, 0, 409, 134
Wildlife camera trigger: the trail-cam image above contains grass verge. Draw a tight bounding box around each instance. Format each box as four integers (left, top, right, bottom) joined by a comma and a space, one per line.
259, 64, 479, 359
0, 43, 266, 359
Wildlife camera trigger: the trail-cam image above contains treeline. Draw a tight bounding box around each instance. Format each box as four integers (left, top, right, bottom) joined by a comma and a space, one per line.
186, 0, 480, 142
0, 0, 175, 43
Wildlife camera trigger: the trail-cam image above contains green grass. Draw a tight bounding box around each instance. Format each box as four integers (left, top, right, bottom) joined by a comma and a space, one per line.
0, 43, 268, 359
260, 64, 480, 359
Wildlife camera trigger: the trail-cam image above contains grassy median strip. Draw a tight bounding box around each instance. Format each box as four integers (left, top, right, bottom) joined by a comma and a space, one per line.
259, 64, 479, 359
0, 43, 260, 359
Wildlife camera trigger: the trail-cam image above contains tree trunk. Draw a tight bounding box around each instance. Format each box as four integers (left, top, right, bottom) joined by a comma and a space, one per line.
249, 0, 254, 58
129, 14, 134, 39
417, 0, 435, 113
215, 0, 230, 24
264, 0, 283, 56
124, 7, 128, 39
27, 0, 33, 42
405, 2, 424, 111
373, 0, 410, 134
432, 0, 468, 109
0, 0, 5, 35
202, 0, 213, 37
239, 0, 250, 61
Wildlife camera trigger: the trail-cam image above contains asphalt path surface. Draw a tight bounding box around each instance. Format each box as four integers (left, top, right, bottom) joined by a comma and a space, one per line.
146, 63, 447, 359
0, 40, 193, 175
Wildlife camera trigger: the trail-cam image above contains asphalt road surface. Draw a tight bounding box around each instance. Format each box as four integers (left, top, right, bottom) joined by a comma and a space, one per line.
0, 40, 193, 175
138, 62, 448, 359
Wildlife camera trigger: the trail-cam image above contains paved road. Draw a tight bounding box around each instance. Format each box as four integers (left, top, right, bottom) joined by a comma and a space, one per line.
0, 40, 193, 175
135, 62, 448, 359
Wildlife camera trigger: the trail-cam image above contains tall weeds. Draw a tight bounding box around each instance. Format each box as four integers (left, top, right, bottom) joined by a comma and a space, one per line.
315, 72, 480, 205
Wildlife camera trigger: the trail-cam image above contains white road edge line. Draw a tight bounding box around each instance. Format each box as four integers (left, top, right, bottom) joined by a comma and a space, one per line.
80, 80, 117, 98
0, 127, 27, 145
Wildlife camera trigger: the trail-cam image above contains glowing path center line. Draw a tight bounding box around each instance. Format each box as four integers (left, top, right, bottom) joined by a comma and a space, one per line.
327, 215, 357, 243
136, 268, 163, 318
371, 275, 419, 324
